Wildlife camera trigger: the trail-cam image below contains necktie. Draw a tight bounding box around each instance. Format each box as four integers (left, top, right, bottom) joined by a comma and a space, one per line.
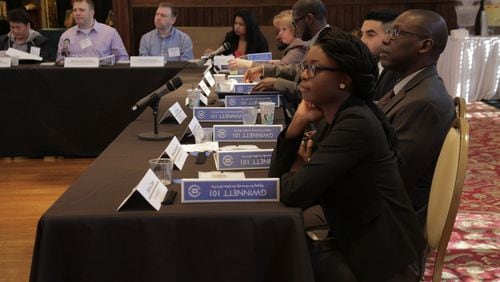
377, 89, 395, 110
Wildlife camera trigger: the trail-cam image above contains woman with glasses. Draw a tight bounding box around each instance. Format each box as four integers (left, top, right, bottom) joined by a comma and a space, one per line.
268, 27, 425, 282
228, 10, 307, 70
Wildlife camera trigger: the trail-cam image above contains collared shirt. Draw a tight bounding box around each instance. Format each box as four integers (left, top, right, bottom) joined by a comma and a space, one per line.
57, 20, 129, 61
393, 68, 426, 95
139, 27, 194, 61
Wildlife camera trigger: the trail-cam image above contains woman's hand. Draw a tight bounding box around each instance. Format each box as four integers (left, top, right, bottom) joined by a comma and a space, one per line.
228, 59, 253, 70
285, 100, 324, 139
244, 66, 263, 82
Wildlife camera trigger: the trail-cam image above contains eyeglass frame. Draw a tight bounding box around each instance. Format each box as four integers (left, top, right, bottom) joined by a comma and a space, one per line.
300, 63, 343, 78
385, 28, 431, 41
292, 13, 309, 27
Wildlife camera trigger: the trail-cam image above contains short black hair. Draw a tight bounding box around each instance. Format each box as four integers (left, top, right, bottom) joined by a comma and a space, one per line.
293, 0, 327, 21
7, 8, 30, 25
365, 9, 399, 24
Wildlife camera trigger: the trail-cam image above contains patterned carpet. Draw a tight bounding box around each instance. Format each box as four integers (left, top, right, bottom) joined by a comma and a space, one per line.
423, 102, 500, 281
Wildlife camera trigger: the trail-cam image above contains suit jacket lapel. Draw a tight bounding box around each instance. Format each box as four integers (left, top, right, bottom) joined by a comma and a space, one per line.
382, 66, 438, 114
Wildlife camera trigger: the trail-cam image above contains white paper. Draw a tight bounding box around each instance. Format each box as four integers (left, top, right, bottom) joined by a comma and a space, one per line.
164, 136, 188, 170
169, 102, 187, 124
130, 56, 164, 67
182, 142, 219, 153
0, 57, 11, 67
168, 47, 180, 57
213, 55, 234, 68
198, 171, 246, 179
5, 48, 42, 61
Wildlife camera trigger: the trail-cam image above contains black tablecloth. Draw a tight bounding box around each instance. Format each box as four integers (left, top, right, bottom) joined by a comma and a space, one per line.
0, 62, 188, 157
29, 77, 315, 282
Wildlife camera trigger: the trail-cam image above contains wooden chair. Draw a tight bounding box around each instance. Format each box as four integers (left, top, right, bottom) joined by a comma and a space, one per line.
454, 97, 466, 118
425, 116, 469, 282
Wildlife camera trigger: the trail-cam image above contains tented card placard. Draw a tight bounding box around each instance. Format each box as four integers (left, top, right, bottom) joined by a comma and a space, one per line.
64, 57, 99, 68
213, 125, 282, 142
214, 149, 273, 170
117, 169, 168, 211
181, 178, 279, 203
245, 52, 272, 61
225, 95, 280, 107
130, 56, 164, 67
233, 83, 257, 93
193, 107, 244, 122
0, 57, 11, 67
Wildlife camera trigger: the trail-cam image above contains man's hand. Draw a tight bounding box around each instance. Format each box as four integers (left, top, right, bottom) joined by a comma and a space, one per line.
253, 78, 277, 91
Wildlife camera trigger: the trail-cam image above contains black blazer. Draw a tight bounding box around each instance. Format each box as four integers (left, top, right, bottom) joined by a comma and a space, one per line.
269, 97, 425, 282
0, 33, 52, 61
374, 68, 400, 100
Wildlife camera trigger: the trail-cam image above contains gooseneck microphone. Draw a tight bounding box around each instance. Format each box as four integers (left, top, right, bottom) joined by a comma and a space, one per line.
197, 42, 231, 67
131, 76, 183, 111
62, 38, 70, 57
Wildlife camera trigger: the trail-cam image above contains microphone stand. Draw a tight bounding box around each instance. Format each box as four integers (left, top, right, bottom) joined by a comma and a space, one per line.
138, 93, 173, 141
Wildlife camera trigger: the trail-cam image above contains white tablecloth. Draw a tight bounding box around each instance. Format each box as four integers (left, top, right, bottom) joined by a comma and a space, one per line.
437, 36, 500, 102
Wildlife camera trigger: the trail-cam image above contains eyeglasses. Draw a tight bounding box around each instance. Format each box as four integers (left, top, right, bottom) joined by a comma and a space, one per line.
292, 14, 307, 27
385, 28, 430, 41
300, 63, 342, 78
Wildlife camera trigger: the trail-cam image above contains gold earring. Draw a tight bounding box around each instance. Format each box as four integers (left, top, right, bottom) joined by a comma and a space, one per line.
339, 83, 346, 89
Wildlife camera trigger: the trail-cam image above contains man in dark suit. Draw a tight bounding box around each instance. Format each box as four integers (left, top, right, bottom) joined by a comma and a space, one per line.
360, 9, 401, 100
378, 9, 455, 225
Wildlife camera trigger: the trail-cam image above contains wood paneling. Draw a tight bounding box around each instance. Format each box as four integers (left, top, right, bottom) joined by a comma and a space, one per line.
114, 0, 458, 56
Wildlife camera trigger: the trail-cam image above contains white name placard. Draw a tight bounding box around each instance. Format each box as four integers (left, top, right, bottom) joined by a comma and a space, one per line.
130, 56, 165, 67
204, 71, 216, 87
163, 136, 188, 170
199, 80, 211, 96
64, 57, 99, 68
117, 169, 168, 211
169, 102, 187, 124
0, 57, 11, 68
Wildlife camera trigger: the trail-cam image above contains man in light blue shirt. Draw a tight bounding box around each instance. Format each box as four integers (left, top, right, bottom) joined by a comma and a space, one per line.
139, 3, 194, 61
56, 0, 128, 62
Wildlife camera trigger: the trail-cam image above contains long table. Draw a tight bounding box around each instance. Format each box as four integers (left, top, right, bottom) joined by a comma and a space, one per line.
29, 72, 315, 282
0, 62, 189, 158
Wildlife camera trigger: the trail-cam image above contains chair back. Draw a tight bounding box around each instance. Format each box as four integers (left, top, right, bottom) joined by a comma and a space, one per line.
454, 97, 466, 118
426, 117, 469, 282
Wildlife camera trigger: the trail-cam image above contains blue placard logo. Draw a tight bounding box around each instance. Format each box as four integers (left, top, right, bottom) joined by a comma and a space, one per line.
225, 95, 280, 107
193, 107, 244, 122
216, 149, 273, 170
181, 178, 280, 203
213, 125, 283, 142
233, 83, 256, 93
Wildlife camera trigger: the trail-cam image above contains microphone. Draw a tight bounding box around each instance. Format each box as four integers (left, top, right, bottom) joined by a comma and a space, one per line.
197, 42, 231, 67
131, 77, 183, 111
62, 38, 70, 57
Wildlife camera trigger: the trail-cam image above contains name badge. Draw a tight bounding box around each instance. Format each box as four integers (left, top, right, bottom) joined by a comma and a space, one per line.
215, 149, 273, 170
130, 56, 164, 67
193, 107, 244, 122
181, 178, 280, 203
64, 57, 99, 68
168, 47, 180, 57
213, 125, 282, 142
245, 52, 272, 61
79, 37, 93, 49
233, 83, 257, 93
30, 46, 41, 57
0, 57, 11, 67
225, 95, 280, 107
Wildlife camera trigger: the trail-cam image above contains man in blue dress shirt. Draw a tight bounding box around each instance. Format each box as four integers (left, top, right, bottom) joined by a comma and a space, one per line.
139, 3, 194, 61
56, 0, 128, 62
